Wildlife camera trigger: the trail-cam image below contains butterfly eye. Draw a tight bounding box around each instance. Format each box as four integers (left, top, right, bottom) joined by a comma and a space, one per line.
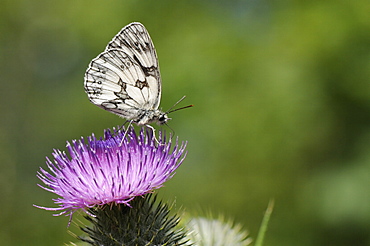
158, 114, 168, 124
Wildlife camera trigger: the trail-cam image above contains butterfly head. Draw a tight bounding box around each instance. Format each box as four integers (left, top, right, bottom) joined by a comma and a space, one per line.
157, 112, 170, 125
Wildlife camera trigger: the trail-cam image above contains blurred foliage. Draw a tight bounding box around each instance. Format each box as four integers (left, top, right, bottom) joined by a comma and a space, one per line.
0, 0, 369, 245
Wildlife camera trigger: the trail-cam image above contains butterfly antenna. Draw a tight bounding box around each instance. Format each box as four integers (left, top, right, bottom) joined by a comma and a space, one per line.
166, 95, 194, 114
168, 104, 194, 113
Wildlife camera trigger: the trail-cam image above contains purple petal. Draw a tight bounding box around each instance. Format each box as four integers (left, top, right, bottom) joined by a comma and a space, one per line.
35, 127, 187, 217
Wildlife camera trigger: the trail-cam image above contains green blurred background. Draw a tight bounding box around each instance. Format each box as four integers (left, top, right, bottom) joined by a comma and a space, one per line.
1, 0, 369, 245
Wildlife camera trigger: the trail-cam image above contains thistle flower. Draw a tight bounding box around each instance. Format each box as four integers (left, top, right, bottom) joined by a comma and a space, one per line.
186, 216, 252, 246
35, 127, 187, 219
80, 194, 190, 246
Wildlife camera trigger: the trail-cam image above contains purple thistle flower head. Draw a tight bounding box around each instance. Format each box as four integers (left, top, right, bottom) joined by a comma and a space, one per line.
35, 127, 187, 218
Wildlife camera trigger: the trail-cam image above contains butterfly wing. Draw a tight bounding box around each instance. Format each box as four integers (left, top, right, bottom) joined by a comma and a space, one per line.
84, 22, 162, 121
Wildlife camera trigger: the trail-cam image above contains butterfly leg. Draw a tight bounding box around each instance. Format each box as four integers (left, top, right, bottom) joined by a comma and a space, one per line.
119, 120, 133, 146
145, 124, 163, 145
164, 122, 175, 141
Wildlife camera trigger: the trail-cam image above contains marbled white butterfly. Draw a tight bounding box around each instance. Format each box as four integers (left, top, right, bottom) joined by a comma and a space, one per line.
84, 22, 191, 132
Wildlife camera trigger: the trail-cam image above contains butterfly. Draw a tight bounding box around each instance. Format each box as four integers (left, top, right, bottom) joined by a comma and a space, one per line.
84, 22, 191, 134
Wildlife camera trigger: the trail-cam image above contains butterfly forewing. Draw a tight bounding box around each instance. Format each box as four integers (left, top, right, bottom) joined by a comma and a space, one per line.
106, 23, 161, 108
84, 22, 162, 123
106, 23, 159, 70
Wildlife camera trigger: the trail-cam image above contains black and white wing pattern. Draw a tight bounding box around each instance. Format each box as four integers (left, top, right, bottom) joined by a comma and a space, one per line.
84, 22, 168, 126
